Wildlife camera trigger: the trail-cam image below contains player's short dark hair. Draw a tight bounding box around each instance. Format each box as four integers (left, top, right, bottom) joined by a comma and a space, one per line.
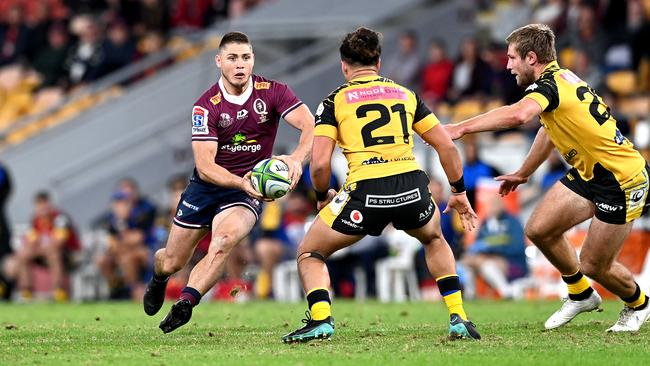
340, 27, 382, 66
219, 31, 251, 50
506, 24, 556, 64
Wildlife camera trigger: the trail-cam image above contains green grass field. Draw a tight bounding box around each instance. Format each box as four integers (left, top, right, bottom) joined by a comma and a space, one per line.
1, 300, 648, 365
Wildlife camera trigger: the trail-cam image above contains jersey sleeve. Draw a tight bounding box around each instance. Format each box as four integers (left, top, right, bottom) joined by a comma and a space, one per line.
412, 94, 440, 135
273, 82, 303, 119
522, 77, 559, 112
191, 103, 218, 142
314, 97, 337, 139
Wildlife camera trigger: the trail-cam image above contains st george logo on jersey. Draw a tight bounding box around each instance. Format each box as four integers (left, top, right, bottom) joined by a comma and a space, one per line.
192, 106, 209, 135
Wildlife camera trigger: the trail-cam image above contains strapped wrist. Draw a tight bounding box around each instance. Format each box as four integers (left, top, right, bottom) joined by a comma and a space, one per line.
449, 176, 466, 194
314, 190, 328, 201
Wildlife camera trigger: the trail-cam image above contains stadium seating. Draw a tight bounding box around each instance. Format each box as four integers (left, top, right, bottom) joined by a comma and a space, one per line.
375, 229, 421, 303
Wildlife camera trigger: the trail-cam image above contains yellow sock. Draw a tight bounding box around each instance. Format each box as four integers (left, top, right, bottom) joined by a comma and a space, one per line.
443, 291, 467, 320
562, 270, 593, 300
307, 288, 332, 321
254, 270, 271, 299
566, 277, 590, 295
311, 301, 331, 321
624, 285, 647, 309
436, 274, 467, 320
53, 288, 68, 302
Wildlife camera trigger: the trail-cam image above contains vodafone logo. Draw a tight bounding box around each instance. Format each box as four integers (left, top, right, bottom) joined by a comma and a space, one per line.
350, 210, 363, 224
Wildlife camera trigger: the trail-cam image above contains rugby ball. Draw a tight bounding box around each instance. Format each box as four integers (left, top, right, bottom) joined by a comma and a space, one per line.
251, 158, 291, 199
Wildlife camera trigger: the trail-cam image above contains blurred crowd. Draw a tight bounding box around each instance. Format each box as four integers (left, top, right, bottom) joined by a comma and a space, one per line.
0, 0, 267, 134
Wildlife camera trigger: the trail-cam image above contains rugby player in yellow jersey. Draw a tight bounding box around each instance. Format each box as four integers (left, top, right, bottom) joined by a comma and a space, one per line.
446, 24, 650, 332
281, 27, 480, 343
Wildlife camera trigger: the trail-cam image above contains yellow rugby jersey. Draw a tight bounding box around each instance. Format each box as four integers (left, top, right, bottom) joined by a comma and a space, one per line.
523, 61, 645, 184
314, 75, 439, 184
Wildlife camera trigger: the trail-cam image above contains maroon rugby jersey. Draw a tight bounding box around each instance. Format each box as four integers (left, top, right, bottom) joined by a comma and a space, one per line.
190, 75, 302, 177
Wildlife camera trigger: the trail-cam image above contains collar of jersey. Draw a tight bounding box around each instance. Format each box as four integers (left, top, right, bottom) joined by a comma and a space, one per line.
350, 75, 380, 82
218, 77, 253, 105
543, 60, 560, 72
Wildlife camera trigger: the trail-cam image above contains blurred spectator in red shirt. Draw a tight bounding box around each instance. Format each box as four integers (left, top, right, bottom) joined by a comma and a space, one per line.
5, 191, 80, 302
420, 39, 453, 105
172, 0, 214, 30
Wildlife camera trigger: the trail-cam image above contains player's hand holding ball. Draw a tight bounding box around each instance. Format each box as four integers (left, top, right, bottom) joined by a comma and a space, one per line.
241, 171, 265, 200
250, 158, 292, 200
271, 154, 302, 190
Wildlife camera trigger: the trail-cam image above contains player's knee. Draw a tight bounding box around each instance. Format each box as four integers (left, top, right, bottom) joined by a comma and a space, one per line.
524, 221, 545, 243
211, 232, 237, 253
425, 230, 443, 245
161, 254, 185, 274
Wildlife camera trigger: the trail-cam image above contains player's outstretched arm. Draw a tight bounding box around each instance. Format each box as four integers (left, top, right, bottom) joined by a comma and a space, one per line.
445, 98, 542, 140
420, 124, 477, 231
192, 140, 263, 199
495, 126, 554, 196
276, 104, 315, 190
310, 135, 337, 210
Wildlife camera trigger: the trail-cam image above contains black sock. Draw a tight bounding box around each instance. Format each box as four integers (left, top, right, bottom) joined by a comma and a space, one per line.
306, 288, 331, 309
179, 286, 202, 307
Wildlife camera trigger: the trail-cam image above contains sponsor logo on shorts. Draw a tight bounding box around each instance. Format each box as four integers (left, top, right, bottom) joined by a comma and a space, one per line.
192, 106, 209, 135
182, 200, 199, 211
350, 210, 363, 224
419, 202, 434, 220
176, 209, 183, 217
595, 202, 623, 213
344, 86, 407, 103
341, 219, 362, 229
629, 188, 647, 209
365, 188, 421, 208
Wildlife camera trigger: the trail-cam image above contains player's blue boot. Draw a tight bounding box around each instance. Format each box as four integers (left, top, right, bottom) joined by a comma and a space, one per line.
282, 311, 335, 343
448, 313, 481, 340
